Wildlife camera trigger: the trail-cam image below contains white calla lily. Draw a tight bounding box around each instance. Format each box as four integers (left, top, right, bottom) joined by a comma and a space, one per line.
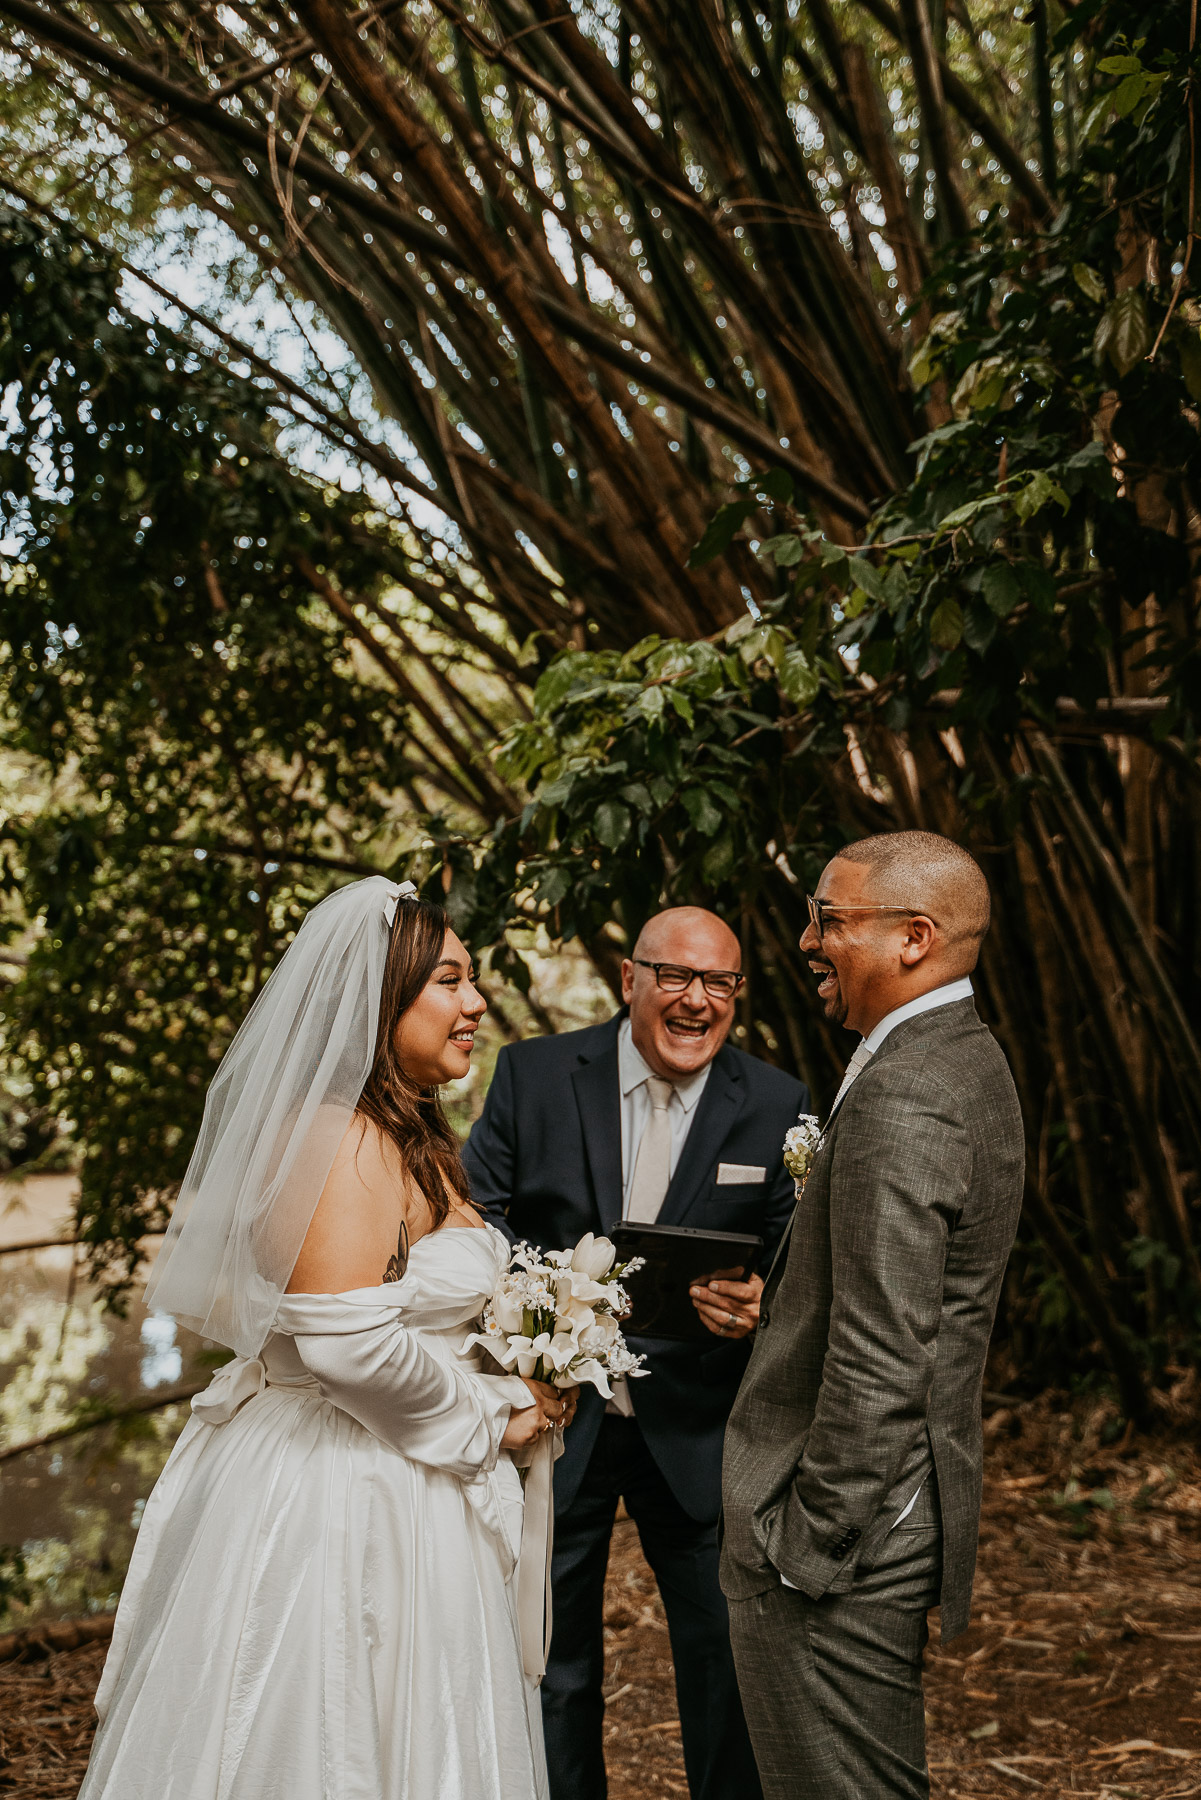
492, 1289, 526, 1335
579, 1313, 619, 1355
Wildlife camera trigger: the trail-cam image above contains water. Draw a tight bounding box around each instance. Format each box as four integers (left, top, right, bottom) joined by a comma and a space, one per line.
0, 1179, 213, 1625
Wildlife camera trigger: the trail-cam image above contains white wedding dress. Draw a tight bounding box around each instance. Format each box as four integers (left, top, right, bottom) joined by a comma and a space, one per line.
79, 1224, 549, 1800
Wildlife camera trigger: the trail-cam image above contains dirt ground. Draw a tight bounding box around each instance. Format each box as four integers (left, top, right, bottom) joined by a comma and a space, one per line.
3, 1394, 1201, 1799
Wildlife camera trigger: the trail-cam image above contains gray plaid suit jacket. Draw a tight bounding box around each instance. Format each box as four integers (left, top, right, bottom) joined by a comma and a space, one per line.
720, 996, 1024, 1641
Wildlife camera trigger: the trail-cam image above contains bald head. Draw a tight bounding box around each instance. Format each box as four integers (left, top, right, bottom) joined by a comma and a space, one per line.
632, 906, 741, 968
623, 906, 742, 1079
833, 831, 990, 972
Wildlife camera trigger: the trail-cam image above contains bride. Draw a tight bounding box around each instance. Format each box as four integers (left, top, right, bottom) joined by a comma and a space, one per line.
79, 876, 577, 1799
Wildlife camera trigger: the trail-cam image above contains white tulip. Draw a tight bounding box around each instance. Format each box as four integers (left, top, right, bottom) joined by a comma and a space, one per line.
570, 1233, 616, 1280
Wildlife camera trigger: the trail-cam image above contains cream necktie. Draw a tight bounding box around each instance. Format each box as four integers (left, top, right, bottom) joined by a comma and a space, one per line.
828, 1040, 873, 1119
610, 1075, 676, 1417
625, 1076, 675, 1222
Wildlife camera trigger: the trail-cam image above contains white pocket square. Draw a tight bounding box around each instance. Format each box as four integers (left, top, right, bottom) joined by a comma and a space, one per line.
716, 1163, 766, 1185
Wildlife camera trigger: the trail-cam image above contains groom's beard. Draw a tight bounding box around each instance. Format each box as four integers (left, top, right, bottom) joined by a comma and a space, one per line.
810, 959, 848, 1026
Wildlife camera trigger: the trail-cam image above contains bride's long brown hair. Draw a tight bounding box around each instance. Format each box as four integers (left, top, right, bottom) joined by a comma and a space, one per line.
355, 894, 474, 1232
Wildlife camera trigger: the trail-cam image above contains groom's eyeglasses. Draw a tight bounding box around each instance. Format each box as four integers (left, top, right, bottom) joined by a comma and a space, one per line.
632, 960, 745, 1000
805, 895, 936, 941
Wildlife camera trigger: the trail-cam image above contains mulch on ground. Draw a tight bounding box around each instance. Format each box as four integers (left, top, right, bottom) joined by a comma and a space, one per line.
3, 1392, 1200, 1798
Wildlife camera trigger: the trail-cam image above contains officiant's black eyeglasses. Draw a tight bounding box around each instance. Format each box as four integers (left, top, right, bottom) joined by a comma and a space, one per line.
805, 895, 936, 940
632, 959, 745, 1000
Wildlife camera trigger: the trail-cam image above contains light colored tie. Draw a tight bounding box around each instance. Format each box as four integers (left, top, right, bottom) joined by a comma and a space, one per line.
828, 1040, 873, 1119
610, 1075, 676, 1418
625, 1076, 676, 1222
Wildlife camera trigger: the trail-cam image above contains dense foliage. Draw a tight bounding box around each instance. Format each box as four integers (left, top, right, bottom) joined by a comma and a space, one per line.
1, 0, 1199, 1415
462, 8, 1201, 1415
0, 205, 520, 1286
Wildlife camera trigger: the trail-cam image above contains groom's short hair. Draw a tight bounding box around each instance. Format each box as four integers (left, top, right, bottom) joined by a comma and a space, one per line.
834, 831, 991, 958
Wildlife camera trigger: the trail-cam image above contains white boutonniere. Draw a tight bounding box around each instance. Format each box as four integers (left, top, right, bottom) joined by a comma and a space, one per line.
782, 1115, 823, 1194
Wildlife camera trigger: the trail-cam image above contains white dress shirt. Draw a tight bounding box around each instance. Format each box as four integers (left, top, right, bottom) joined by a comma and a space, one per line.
618, 1018, 712, 1215
861, 975, 975, 1055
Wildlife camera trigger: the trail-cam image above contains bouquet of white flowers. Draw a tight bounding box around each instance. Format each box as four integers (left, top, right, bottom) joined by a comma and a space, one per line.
465, 1232, 647, 1398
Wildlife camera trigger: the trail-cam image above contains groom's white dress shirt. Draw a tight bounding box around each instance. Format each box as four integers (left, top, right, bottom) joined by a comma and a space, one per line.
780, 975, 974, 1580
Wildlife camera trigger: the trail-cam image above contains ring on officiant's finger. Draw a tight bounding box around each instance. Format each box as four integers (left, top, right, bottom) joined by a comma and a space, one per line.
727, 1312, 738, 1329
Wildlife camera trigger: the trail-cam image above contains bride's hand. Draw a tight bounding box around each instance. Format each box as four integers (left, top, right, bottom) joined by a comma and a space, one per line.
500, 1379, 580, 1450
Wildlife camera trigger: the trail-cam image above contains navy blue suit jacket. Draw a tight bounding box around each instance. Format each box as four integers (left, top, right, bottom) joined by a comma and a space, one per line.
462, 1013, 808, 1524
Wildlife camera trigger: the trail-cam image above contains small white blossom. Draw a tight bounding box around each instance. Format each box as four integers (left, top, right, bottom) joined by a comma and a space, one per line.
783, 1114, 823, 1189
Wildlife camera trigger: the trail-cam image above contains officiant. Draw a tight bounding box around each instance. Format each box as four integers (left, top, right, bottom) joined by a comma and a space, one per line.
464, 907, 807, 1800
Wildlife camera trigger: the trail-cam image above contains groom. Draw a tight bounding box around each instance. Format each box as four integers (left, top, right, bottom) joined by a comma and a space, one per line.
465, 905, 806, 1800
721, 831, 1024, 1798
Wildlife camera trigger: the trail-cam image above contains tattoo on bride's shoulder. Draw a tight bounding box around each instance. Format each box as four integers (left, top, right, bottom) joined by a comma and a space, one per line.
383, 1217, 410, 1284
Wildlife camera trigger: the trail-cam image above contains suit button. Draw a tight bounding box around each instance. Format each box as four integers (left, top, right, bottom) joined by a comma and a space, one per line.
758, 1312, 770, 1330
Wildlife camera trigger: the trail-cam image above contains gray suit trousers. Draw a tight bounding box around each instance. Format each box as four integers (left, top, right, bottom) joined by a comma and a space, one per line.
726, 1481, 942, 1800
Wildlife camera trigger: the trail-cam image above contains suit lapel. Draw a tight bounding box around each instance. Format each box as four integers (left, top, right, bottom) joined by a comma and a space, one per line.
763, 1110, 840, 1291
571, 1036, 624, 1236
656, 1051, 745, 1228
763, 997, 981, 1290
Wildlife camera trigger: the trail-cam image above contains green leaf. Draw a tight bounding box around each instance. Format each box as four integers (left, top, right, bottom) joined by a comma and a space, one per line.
951, 355, 1013, 416
633, 686, 666, 723
760, 533, 805, 567
536, 770, 578, 806
1072, 263, 1106, 304
980, 563, 1022, 618
535, 865, 572, 909
1093, 287, 1152, 379
1112, 72, 1147, 115
665, 686, 695, 728
594, 801, 631, 849
963, 601, 997, 654
701, 835, 737, 884
929, 597, 964, 651
682, 787, 723, 836
1097, 53, 1144, 74
779, 647, 820, 706
743, 467, 793, 506
688, 498, 755, 568
935, 494, 1004, 533
619, 781, 655, 815
620, 635, 661, 669
845, 556, 889, 601
534, 653, 590, 716
1012, 471, 1070, 520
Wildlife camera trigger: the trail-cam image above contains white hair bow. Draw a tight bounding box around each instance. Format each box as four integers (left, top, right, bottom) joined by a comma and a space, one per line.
383, 880, 419, 929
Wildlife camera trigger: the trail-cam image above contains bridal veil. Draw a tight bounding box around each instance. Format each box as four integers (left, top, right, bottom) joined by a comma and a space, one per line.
144, 874, 415, 1357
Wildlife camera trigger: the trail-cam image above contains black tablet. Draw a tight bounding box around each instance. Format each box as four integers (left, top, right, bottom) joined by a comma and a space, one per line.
610, 1221, 765, 1342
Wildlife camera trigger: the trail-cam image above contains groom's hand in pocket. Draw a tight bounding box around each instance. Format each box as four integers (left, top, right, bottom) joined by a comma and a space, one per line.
688, 1270, 763, 1340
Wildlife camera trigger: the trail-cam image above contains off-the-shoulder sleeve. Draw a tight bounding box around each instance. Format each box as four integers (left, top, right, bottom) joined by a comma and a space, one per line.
281, 1298, 534, 1480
